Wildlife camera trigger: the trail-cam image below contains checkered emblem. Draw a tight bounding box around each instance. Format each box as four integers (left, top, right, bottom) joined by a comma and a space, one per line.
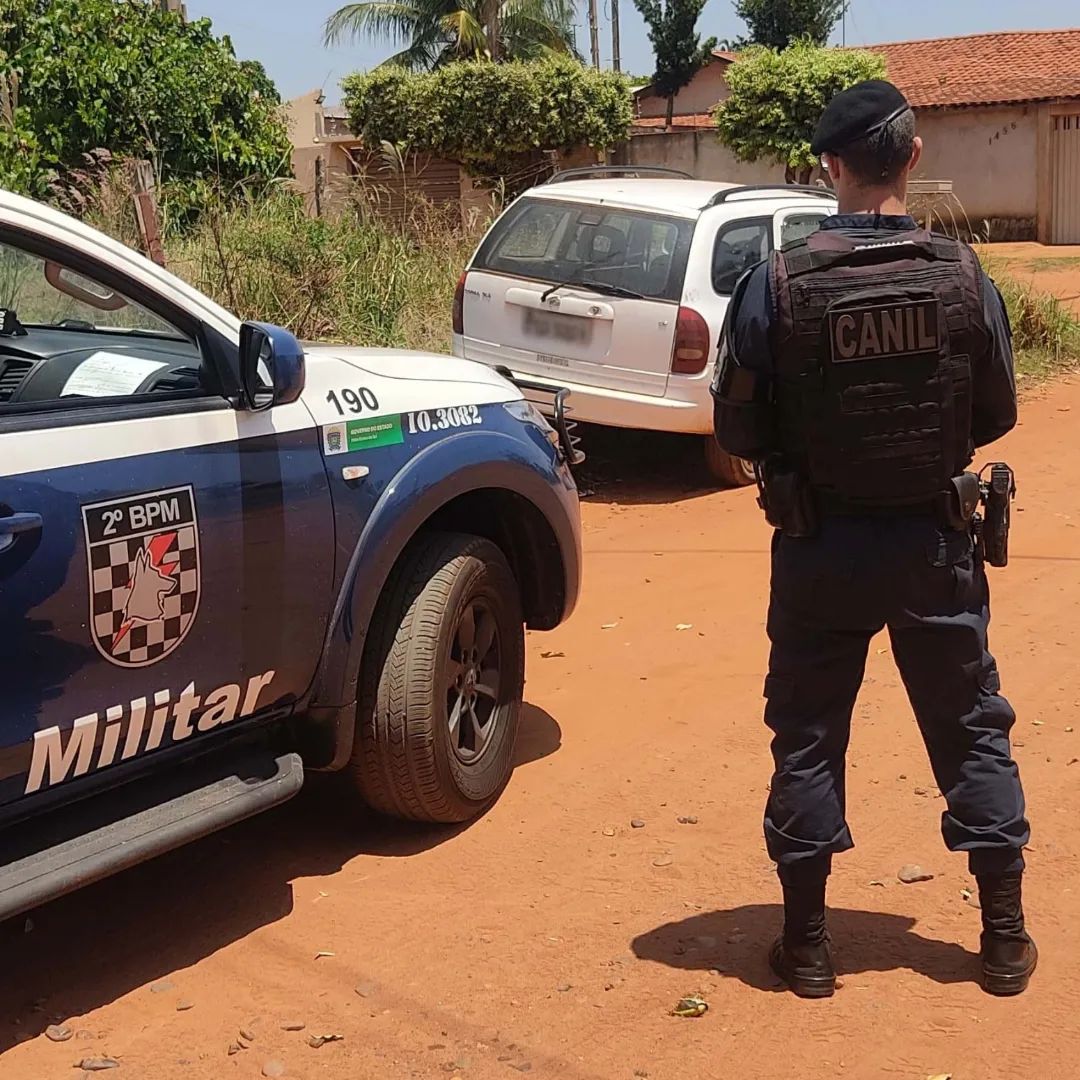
82, 486, 201, 668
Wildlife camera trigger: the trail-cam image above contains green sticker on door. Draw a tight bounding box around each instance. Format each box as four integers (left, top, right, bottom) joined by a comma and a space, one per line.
323, 415, 404, 455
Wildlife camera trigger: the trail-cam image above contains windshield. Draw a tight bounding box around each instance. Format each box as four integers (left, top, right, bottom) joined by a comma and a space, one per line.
0, 240, 185, 339
473, 196, 695, 303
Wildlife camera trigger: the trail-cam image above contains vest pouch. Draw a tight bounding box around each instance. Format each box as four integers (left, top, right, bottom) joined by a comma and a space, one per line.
805, 285, 954, 504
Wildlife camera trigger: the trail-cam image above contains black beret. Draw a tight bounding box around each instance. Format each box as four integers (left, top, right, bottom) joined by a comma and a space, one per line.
811, 79, 911, 155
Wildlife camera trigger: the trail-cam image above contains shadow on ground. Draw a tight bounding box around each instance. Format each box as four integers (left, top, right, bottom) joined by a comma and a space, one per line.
632, 904, 980, 991
575, 425, 745, 507
0, 704, 561, 1053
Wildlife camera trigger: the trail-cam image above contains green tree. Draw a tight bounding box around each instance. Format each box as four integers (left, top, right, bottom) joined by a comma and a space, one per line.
632, 0, 717, 129
733, 0, 847, 49
325, 0, 578, 70
714, 40, 884, 183
341, 59, 632, 167
0, 0, 290, 201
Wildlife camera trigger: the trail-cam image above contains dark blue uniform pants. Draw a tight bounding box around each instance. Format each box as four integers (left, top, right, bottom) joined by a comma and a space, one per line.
764, 515, 1029, 884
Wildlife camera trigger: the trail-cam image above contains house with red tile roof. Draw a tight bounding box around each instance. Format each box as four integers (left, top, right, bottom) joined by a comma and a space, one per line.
625, 29, 1080, 243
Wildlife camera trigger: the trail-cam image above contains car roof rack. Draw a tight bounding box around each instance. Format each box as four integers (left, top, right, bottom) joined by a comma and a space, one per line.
703, 184, 836, 208
546, 165, 693, 184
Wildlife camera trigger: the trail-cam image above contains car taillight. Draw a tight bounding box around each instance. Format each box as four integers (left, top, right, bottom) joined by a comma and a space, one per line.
452, 272, 467, 336
670, 306, 711, 375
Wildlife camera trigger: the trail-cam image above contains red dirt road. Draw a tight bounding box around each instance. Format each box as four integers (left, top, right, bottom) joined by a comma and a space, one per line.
3, 376, 1080, 1080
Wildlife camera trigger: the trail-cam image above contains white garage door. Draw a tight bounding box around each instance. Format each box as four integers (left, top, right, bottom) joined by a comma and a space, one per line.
1051, 113, 1080, 244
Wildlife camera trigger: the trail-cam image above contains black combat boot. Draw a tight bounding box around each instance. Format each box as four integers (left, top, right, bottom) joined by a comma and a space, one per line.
976, 871, 1038, 996
769, 874, 836, 998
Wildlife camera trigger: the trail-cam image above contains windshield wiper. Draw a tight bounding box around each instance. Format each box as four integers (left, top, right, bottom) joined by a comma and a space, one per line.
541, 278, 644, 302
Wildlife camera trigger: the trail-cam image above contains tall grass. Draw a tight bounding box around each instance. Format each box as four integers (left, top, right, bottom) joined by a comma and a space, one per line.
164, 187, 483, 353
982, 256, 1080, 379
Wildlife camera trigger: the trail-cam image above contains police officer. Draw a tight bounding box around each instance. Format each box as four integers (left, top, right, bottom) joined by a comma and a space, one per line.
711, 80, 1037, 998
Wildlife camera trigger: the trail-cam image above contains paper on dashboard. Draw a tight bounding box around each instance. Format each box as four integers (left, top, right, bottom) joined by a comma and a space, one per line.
61, 351, 169, 398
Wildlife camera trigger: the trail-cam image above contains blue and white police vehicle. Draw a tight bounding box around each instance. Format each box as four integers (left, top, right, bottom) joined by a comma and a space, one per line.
0, 189, 582, 920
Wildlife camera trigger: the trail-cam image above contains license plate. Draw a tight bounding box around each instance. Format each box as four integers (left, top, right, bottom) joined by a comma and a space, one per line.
536, 353, 570, 368
522, 307, 593, 344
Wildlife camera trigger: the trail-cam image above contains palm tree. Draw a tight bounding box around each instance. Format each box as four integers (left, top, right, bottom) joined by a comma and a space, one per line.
324, 0, 579, 70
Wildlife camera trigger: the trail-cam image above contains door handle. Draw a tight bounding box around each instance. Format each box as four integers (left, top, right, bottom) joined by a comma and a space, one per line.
0, 511, 43, 556
0, 512, 43, 536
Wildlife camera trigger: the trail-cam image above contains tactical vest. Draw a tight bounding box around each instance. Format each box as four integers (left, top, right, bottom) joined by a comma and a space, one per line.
770, 227, 988, 509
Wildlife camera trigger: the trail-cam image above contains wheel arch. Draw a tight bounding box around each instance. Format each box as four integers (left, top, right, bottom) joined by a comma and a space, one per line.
301, 431, 580, 770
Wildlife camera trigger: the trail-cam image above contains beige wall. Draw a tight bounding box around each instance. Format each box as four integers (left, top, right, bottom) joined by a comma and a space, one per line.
634, 61, 732, 120
616, 129, 790, 185
914, 105, 1037, 238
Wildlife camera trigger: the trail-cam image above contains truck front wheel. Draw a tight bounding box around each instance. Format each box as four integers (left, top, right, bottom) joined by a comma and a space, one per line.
351, 533, 525, 823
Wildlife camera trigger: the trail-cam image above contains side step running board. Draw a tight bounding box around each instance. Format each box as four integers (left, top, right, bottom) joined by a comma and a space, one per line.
0, 751, 304, 922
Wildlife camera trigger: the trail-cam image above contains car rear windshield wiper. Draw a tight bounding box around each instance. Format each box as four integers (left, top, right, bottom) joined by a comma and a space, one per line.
540, 278, 644, 302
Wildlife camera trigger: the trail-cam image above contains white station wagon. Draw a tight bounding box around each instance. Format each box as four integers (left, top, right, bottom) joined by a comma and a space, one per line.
452, 168, 838, 485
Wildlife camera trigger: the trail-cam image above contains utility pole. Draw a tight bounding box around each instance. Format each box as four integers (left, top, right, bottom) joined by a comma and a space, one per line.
588, 0, 600, 69
611, 0, 621, 72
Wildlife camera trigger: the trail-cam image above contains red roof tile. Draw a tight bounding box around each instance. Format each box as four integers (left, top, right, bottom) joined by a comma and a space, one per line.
867, 29, 1080, 108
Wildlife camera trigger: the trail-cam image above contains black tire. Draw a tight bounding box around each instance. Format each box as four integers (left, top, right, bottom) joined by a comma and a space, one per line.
351, 532, 525, 823
703, 436, 756, 487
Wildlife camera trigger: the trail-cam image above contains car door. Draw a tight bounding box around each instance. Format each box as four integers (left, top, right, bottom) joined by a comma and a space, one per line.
0, 226, 334, 818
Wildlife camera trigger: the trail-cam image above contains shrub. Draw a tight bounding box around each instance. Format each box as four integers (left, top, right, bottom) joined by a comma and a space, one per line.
714, 42, 885, 180
0, 0, 291, 201
341, 59, 633, 168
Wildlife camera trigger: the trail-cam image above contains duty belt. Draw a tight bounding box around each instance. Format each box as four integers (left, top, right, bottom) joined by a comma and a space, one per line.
815, 492, 941, 518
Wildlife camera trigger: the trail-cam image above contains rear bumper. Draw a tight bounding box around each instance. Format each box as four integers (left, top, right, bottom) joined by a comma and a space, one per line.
453, 337, 713, 436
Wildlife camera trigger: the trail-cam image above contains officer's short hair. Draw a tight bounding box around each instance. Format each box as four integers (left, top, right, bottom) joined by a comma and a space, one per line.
834, 109, 916, 187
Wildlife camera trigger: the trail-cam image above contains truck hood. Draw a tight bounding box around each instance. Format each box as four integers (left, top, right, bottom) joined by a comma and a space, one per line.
304, 345, 517, 393
298, 345, 522, 428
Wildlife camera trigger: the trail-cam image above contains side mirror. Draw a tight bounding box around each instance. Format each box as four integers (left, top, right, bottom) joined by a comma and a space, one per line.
239, 321, 305, 411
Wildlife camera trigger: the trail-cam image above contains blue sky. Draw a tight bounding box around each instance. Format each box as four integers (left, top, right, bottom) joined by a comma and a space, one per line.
187, 0, 1077, 104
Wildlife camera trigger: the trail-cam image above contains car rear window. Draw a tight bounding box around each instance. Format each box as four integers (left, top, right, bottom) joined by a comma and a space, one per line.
472, 196, 695, 303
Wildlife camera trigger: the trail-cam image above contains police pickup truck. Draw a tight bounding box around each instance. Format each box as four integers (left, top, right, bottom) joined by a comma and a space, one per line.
0, 190, 582, 921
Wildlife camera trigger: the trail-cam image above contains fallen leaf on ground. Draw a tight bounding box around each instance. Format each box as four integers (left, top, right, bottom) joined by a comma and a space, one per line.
314, 951, 335, 959
307, 1033, 344, 1049
600, 623, 618, 630
671, 996, 708, 1018
675, 624, 693, 631
76, 1060, 119, 1072
868, 879, 886, 887
540, 651, 565, 658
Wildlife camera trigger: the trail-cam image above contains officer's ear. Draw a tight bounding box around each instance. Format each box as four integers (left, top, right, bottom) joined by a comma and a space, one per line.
908, 136, 923, 174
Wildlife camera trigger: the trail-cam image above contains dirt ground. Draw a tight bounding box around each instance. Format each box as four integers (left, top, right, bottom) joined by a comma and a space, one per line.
983, 243, 1080, 316
3, 376, 1080, 1080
